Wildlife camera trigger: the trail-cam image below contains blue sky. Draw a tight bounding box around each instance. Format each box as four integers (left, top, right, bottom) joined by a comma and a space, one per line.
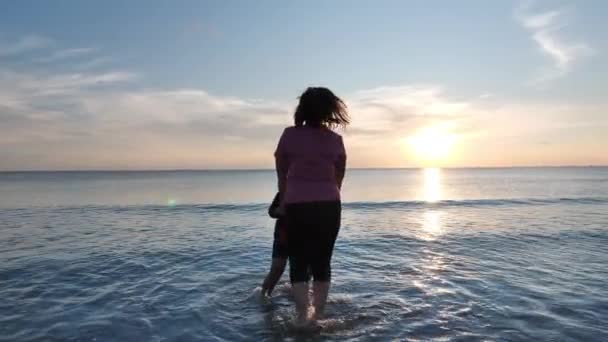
0, 0, 607, 169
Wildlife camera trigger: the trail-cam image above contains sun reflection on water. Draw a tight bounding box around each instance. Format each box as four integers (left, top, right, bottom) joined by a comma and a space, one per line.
421, 210, 444, 240
423, 167, 442, 203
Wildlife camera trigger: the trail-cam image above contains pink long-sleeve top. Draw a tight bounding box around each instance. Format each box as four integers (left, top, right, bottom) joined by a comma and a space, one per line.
275, 126, 346, 204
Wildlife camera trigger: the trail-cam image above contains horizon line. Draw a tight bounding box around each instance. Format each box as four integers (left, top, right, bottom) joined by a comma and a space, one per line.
1, 165, 607, 173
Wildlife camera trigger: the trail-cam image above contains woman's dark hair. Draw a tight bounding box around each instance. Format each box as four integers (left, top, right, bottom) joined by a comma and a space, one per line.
294, 87, 349, 129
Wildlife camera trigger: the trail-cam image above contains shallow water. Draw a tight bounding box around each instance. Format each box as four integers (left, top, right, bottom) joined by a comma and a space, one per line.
1, 168, 608, 341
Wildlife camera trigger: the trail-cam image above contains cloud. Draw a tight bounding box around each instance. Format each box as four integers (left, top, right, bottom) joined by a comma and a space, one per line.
0, 69, 136, 99
1, 65, 606, 169
516, 5, 593, 82
347, 86, 472, 140
34, 47, 96, 63
0, 62, 290, 169
5, 51, 583, 170
0, 34, 53, 56
74, 56, 113, 70
0, 33, 606, 170
3, 61, 478, 169
1, 34, 110, 70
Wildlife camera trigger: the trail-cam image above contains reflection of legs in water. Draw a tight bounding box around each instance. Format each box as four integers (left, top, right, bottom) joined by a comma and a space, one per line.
261, 257, 287, 297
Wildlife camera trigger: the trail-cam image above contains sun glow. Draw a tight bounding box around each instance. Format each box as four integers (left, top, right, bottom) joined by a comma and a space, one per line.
409, 126, 457, 163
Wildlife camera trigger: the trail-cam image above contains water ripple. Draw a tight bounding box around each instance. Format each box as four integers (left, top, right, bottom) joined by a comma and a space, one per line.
1, 201, 607, 341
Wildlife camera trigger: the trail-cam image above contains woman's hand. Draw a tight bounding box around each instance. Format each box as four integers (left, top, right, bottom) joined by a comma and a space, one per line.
274, 205, 286, 217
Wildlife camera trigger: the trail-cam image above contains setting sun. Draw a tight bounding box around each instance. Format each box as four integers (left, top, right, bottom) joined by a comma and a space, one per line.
408, 126, 457, 162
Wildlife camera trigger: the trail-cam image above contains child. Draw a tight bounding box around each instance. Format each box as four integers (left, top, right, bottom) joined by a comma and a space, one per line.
261, 193, 288, 296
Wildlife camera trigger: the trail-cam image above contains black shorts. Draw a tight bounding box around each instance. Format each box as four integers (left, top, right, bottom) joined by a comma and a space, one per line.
272, 218, 289, 259
286, 201, 341, 283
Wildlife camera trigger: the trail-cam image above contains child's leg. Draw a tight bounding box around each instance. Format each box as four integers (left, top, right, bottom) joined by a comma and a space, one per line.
261, 257, 287, 296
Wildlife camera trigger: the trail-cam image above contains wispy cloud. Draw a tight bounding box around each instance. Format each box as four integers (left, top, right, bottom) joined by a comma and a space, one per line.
35, 47, 96, 63
0, 70, 136, 98
516, 4, 593, 82
0, 34, 52, 56
74, 56, 113, 70
347, 86, 471, 139
0, 85, 290, 169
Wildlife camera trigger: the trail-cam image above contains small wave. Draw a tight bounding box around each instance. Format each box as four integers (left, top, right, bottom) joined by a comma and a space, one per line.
102, 196, 608, 211
343, 196, 608, 210
4, 196, 607, 212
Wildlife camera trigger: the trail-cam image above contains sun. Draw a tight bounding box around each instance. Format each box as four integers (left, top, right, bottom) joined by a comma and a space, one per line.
408, 126, 457, 162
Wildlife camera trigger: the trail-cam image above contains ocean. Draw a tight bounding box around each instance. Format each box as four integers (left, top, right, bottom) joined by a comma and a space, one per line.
1, 168, 607, 341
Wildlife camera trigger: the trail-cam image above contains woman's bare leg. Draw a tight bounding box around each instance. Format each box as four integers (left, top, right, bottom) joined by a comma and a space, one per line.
311, 281, 330, 320
291, 282, 310, 325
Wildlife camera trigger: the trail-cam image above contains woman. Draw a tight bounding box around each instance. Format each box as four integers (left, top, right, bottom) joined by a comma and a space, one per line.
274, 87, 349, 326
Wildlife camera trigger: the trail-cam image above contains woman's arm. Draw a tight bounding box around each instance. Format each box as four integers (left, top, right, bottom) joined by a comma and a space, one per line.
276, 156, 288, 196
275, 129, 289, 203
335, 136, 346, 190
335, 156, 346, 190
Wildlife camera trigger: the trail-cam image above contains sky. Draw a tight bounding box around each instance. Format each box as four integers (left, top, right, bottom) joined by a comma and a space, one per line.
0, 0, 607, 170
